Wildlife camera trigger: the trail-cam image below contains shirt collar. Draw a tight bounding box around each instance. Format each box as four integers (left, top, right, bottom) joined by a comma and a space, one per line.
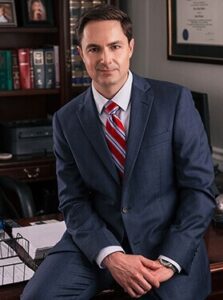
92, 71, 133, 114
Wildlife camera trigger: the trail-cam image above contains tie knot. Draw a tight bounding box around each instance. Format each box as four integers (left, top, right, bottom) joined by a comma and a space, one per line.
104, 101, 119, 115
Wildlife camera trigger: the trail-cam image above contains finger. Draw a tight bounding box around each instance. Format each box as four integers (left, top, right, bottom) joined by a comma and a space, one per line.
141, 257, 160, 270
135, 275, 152, 292
126, 272, 152, 295
131, 279, 151, 296
125, 286, 146, 299
142, 270, 160, 288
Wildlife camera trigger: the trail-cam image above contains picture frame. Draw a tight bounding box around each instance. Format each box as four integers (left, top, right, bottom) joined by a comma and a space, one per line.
167, 0, 223, 64
0, 0, 17, 27
20, 0, 54, 27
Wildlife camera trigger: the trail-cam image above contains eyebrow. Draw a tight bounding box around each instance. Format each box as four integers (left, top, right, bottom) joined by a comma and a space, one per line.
85, 41, 123, 50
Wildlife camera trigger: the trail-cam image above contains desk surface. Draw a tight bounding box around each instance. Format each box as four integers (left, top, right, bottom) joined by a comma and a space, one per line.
17, 214, 223, 270
205, 222, 223, 273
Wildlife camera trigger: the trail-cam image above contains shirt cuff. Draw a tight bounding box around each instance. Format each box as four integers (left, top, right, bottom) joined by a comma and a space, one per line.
96, 246, 124, 268
158, 255, 181, 273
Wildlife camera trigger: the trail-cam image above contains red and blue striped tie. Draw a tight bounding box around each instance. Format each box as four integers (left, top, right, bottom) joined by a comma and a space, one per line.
104, 101, 126, 178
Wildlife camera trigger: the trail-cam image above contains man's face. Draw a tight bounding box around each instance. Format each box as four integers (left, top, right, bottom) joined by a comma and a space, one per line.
78, 20, 134, 98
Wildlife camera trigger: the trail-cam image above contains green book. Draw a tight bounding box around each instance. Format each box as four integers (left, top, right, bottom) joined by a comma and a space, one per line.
0, 50, 13, 91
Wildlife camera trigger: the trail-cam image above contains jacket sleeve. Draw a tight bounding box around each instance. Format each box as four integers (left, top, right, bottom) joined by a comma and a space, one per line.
53, 112, 121, 264
159, 87, 216, 274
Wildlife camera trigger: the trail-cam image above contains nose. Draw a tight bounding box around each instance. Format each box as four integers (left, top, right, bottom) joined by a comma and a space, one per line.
100, 49, 112, 65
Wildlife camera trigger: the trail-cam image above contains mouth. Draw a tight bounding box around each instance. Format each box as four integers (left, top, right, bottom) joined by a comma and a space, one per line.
97, 69, 117, 74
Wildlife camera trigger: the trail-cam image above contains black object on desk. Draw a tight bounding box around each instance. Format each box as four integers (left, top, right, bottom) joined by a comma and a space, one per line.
0, 119, 53, 156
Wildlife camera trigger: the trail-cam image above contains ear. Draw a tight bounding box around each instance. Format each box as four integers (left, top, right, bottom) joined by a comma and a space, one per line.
129, 38, 135, 58
77, 46, 84, 61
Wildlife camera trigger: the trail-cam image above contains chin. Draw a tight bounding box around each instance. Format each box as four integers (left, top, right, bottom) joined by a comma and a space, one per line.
101, 79, 118, 87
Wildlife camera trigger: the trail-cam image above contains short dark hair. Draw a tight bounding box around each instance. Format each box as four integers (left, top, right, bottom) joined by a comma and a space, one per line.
76, 4, 133, 45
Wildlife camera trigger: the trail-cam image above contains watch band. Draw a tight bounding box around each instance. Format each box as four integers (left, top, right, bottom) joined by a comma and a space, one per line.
158, 258, 177, 273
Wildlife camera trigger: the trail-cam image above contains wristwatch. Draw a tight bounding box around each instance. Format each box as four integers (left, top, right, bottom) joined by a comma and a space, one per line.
158, 258, 177, 273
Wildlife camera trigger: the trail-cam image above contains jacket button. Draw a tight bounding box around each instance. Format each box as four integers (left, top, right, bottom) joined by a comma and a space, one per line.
122, 207, 128, 214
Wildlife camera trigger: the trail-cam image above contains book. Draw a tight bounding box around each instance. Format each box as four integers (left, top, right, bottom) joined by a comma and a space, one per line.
71, 69, 83, 86
53, 45, 60, 88
12, 221, 66, 260
69, 0, 102, 87
69, 0, 81, 30
70, 45, 83, 87
18, 48, 32, 89
33, 48, 45, 89
93, 0, 106, 5
11, 50, 20, 90
69, 0, 82, 87
29, 49, 35, 89
80, 0, 93, 15
0, 50, 13, 91
44, 48, 55, 89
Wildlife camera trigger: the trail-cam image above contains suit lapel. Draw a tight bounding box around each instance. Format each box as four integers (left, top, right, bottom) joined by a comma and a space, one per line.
124, 77, 154, 183
76, 88, 120, 184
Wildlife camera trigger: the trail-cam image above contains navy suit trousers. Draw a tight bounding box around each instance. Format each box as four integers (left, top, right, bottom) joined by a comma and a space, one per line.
20, 248, 161, 300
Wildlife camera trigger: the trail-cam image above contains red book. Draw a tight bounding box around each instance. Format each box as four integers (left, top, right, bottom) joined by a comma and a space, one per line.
18, 48, 31, 89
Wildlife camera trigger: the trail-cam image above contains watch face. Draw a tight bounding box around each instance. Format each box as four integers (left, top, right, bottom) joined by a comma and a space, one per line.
162, 261, 171, 267
159, 258, 177, 272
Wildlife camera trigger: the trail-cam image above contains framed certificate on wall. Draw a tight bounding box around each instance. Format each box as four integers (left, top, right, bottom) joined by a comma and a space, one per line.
167, 0, 223, 64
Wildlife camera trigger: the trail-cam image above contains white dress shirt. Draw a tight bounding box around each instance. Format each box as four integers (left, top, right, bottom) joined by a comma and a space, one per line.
92, 71, 181, 273
92, 71, 132, 136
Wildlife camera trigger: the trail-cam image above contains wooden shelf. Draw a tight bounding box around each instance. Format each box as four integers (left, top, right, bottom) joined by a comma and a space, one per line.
0, 89, 60, 97
0, 0, 118, 218
0, 27, 58, 33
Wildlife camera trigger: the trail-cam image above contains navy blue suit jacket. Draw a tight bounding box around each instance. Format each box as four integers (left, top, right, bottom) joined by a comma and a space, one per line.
52, 74, 215, 299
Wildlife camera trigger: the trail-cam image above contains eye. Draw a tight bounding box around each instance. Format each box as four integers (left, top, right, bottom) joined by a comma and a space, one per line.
111, 44, 121, 50
87, 47, 99, 53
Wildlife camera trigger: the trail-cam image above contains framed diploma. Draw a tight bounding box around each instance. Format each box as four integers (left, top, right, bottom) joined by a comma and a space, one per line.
167, 0, 223, 64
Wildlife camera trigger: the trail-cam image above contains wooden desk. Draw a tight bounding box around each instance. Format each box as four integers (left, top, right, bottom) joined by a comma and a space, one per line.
215, 172, 223, 194
205, 223, 223, 300
0, 155, 55, 182
0, 214, 62, 300
1, 217, 223, 300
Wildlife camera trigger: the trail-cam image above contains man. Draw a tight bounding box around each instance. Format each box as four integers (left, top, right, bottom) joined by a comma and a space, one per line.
21, 5, 215, 300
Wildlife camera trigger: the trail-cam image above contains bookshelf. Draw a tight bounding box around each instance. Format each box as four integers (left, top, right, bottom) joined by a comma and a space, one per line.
0, 0, 118, 213
0, 0, 118, 120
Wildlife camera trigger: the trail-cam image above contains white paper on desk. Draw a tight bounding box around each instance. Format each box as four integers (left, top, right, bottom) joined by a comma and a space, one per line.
0, 241, 34, 285
0, 238, 17, 259
11, 221, 66, 260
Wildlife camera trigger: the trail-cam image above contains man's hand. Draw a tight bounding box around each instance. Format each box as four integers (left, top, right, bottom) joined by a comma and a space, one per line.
103, 252, 160, 298
150, 260, 175, 283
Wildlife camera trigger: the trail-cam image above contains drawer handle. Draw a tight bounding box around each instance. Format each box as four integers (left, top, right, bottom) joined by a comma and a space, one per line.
23, 167, 40, 179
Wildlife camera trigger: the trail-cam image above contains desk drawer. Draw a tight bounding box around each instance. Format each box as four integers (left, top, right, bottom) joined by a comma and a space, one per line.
0, 163, 55, 182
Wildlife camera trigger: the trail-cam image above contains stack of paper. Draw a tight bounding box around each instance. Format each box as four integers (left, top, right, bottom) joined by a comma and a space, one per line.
12, 221, 66, 260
